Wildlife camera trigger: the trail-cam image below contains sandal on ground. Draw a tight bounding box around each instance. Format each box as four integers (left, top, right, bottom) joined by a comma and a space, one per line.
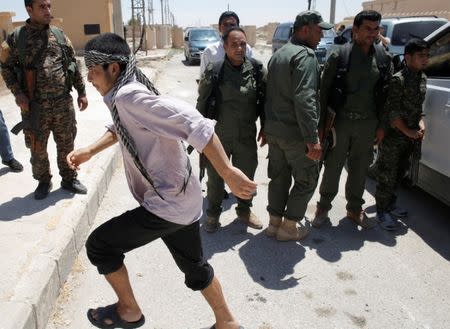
87, 303, 145, 329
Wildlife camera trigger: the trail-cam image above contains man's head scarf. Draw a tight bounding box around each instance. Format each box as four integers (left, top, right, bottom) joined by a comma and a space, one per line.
84, 50, 164, 198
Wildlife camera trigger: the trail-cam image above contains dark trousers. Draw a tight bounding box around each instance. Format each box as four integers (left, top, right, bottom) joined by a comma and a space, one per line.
86, 206, 214, 291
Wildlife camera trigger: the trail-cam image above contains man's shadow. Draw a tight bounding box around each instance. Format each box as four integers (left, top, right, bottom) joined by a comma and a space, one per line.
0, 188, 75, 221
238, 231, 307, 290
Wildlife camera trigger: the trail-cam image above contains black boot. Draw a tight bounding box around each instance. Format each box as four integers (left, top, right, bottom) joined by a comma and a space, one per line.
2, 158, 23, 172
61, 179, 87, 194
34, 181, 52, 200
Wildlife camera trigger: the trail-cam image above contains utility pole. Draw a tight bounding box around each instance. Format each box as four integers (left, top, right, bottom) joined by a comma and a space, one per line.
148, 0, 154, 25
330, 0, 336, 24
160, 0, 164, 24
308, 0, 311, 10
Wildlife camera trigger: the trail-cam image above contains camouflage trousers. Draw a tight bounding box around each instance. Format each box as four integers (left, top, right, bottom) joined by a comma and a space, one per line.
375, 135, 413, 212
24, 94, 77, 183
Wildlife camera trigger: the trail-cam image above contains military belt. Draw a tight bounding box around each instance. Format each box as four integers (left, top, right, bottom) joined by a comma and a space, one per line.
341, 112, 368, 120
35, 92, 69, 101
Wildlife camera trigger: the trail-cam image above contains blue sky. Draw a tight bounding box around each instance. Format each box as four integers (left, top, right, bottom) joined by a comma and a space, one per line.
0, 0, 364, 27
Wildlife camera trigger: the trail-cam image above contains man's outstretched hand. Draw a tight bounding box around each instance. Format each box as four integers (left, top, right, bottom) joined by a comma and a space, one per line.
222, 166, 257, 200
66, 148, 92, 170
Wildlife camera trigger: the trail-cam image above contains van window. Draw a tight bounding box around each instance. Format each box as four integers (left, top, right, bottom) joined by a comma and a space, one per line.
275, 25, 291, 40
391, 21, 446, 46
189, 29, 219, 42
425, 30, 450, 78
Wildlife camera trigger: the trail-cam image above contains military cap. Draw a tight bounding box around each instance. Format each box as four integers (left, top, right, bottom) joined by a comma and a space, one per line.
294, 10, 334, 30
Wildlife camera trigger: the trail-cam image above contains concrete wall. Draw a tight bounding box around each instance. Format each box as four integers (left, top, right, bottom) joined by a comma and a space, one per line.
144, 26, 156, 50
52, 0, 122, 51
242, 25, 256, 47
362, 0, 450, 19
0, 12, 14, 43
155, 25, 171, 49
171, 27, 183, 48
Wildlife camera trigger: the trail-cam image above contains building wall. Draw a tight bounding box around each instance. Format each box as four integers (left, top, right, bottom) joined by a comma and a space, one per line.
52, 0, 123, 51
0, 12, 14, 43
362, 0, 450, 19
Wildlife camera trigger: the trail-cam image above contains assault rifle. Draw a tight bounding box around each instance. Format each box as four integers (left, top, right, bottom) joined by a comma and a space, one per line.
407, 139, 421, 186
319, 107, 336, 171
10, 69, 41, 144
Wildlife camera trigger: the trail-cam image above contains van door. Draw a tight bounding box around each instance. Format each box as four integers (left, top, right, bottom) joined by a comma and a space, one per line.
419, 25, 450, 205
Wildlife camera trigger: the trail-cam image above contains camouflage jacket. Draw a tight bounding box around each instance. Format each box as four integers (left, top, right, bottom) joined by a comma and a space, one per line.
0, 19, 85, 98
385, 67, 427, 136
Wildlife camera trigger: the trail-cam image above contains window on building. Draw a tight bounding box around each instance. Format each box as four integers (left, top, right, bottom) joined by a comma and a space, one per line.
84, 24, 101, 35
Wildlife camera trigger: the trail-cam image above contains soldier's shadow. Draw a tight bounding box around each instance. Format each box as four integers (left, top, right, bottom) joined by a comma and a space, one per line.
302, 215, 408, 263
0, 188, 74, 221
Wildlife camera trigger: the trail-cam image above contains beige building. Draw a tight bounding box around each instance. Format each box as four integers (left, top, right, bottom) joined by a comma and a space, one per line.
362, 0, 450, 19
52, 0, 124, 51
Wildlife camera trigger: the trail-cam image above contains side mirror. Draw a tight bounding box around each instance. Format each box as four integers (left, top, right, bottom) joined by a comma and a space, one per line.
184, 36, 188, 41
334, 35, 347, 45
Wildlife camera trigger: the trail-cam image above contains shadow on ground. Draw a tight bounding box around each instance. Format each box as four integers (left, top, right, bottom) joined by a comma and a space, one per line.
0, 188, 75, 221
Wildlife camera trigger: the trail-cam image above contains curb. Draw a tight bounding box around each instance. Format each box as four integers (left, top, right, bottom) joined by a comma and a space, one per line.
1, 146, 121, 329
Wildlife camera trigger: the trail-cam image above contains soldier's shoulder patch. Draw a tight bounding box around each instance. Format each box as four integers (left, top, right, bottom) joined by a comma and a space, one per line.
0, 40, 10, 64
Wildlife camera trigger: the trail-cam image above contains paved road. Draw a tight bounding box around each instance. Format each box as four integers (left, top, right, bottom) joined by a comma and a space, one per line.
46, 51, 450, 329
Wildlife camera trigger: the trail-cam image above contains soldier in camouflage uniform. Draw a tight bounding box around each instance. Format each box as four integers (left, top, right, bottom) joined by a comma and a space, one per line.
263, 11, 333, 241
375, 39, 429, 230
0, 0, 88, 200
197, 27, 266, 233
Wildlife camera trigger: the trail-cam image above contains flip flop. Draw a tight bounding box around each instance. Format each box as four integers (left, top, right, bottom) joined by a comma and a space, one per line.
87, 303, 145, 328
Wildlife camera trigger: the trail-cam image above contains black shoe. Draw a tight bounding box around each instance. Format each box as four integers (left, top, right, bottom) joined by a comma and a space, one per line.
61, 179, 87, 194
2, 158, 23, 172
34, 181, 52, 200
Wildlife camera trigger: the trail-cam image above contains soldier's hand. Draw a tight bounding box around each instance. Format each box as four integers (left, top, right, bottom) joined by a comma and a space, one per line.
77, 96, 88, 111
66, 148, 92, 170
15, 93, 29, 112
306, 142, 322, 161
257, 130, 267, 147
223, 166, 257, 200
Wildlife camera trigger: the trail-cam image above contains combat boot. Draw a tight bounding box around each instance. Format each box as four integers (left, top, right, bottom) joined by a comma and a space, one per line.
311, 206, 330, 228
2, 158, 23, 172
276, 218, 310, 241
237, 211, 263, 229
204, 216, 220, 233
34, 181, 52, 200
346, 210, 375, 229
265, 214, 282, 237
61, 179, 87, 194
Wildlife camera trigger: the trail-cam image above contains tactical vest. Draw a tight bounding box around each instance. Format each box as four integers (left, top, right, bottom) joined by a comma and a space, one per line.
330, 42, 392, 117
209, 57, 265, 121
14, 25, 77, 92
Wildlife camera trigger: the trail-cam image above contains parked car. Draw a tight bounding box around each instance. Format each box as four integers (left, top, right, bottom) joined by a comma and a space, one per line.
183, 27, 220, 65
416, 22, 450, 206
330, 17, 448, 57
271, 22, 337, 64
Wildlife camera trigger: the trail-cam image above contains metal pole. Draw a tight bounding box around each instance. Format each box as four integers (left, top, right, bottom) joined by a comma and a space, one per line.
132, 0, 136, 52
160, 0, 164, 24
308, 0, 311, 10
330, 0, 336, 24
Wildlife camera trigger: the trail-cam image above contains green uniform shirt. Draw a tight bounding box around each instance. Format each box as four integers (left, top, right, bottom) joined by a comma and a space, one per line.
386, 67, 427, 137
264, 38, 320, 143
320, 43, 380, 122
196, 56, 266, 142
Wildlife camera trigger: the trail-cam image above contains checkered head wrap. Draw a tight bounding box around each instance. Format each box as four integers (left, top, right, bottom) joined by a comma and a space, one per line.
84, 50, 164, 199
